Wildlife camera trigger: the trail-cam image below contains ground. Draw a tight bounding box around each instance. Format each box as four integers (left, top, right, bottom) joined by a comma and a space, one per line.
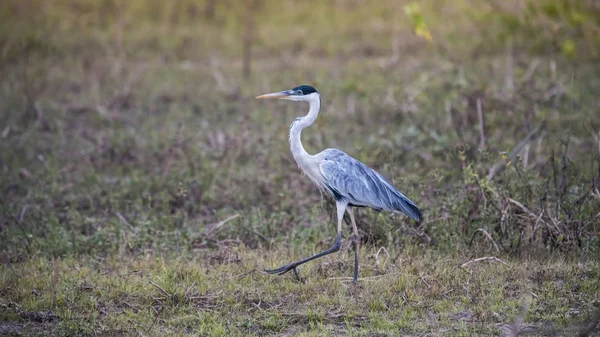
1, 0, 599, 336
2, 249, 599, 336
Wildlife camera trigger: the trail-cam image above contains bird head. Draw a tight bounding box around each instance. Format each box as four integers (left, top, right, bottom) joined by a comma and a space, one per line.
256, 85, 319, 102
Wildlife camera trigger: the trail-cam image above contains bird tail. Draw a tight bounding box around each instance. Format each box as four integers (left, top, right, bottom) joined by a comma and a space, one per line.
392, 192, 422, 222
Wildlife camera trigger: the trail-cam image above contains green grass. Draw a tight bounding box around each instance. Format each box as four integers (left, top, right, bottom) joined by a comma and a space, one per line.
2, 251, 599, 336
1, 0, 600, 335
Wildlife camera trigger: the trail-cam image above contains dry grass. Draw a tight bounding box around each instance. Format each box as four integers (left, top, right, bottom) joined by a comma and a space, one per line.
1, 248, 599, 336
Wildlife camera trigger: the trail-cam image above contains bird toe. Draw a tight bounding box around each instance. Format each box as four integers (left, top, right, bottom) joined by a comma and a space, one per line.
264, 265, 292, 275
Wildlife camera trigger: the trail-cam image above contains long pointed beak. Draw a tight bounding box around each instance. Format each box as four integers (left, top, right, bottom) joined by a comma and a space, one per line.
255, 91, 289, 100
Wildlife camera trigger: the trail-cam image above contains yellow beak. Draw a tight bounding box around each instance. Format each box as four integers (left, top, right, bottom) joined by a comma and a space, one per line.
255, 91, 289, 99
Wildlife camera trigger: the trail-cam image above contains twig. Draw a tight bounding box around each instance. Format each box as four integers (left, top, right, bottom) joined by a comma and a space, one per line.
147, 305, 163, 333
508, 198, 557, 235
522, 143, 529, 168
469, 228, 500, 252
461, 256, 510, 268
488, 121, 547, 179
0, 201, 32, 253
477, 98, 486, 150
499, 200, 508, 235
251, 293, 263, 311
375, 247, 390, 268
505, 39, 514, 95
17, 204, 29, 224
204, 214, 240, 237
593, 187, 600, 200
248, 228, 269, 243
328, 272, 402, 283
419, 272, 431, 288
534, 130, 546, 170
115, 212, 129, 226
507, 198, 536, 218
551, 150, 558, 192
532, 211, 545, 239
520, 58, 540, 83
149, 281, 171, 297
121, 301, 138, 311
559, 139, 570, 199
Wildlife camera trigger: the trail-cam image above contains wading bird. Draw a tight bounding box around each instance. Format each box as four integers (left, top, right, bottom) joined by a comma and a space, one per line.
256, 85, 421, 284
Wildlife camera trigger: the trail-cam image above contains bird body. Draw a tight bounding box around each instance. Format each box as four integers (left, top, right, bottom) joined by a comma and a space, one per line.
317, 148, 422, 221
256, 85, 421, 283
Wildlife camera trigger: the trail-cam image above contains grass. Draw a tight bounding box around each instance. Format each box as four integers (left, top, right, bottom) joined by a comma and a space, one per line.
1, 0, 600, 335
2, 250, 599, 336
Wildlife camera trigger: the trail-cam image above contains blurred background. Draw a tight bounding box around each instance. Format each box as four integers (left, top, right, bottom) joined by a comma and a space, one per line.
1, 0, 599, 257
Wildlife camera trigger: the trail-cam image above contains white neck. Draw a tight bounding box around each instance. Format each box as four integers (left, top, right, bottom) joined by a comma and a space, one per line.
289, 93, 320, 165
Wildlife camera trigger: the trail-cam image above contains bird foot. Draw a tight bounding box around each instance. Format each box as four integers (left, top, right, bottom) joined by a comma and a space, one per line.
265, 233, 341, 283
265, 264, 303, 282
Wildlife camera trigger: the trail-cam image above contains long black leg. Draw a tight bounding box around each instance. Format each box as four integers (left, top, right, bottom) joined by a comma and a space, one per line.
265, 200, 348, 280
353, 246, 359, 282
264, 233, 341, 276
348, 208, 360, 285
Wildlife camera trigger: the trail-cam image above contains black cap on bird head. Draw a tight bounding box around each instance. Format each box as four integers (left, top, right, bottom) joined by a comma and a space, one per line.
290, 85, 318, 96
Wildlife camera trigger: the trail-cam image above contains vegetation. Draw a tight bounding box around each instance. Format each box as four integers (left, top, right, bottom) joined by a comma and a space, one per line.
1, 0, 599, 335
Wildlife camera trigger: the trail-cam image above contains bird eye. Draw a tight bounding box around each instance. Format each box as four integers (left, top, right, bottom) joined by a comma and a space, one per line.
295, 90, 303, 95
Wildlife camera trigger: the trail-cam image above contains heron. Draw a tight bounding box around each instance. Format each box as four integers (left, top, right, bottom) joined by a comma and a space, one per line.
256, 85, 421, 284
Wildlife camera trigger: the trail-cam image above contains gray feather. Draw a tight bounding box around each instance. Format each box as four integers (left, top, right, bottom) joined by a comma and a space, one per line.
318, 149, 421, 221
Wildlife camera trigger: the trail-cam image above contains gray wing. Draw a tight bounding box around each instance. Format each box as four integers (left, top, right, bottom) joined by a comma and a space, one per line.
318, 149, 421, 221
